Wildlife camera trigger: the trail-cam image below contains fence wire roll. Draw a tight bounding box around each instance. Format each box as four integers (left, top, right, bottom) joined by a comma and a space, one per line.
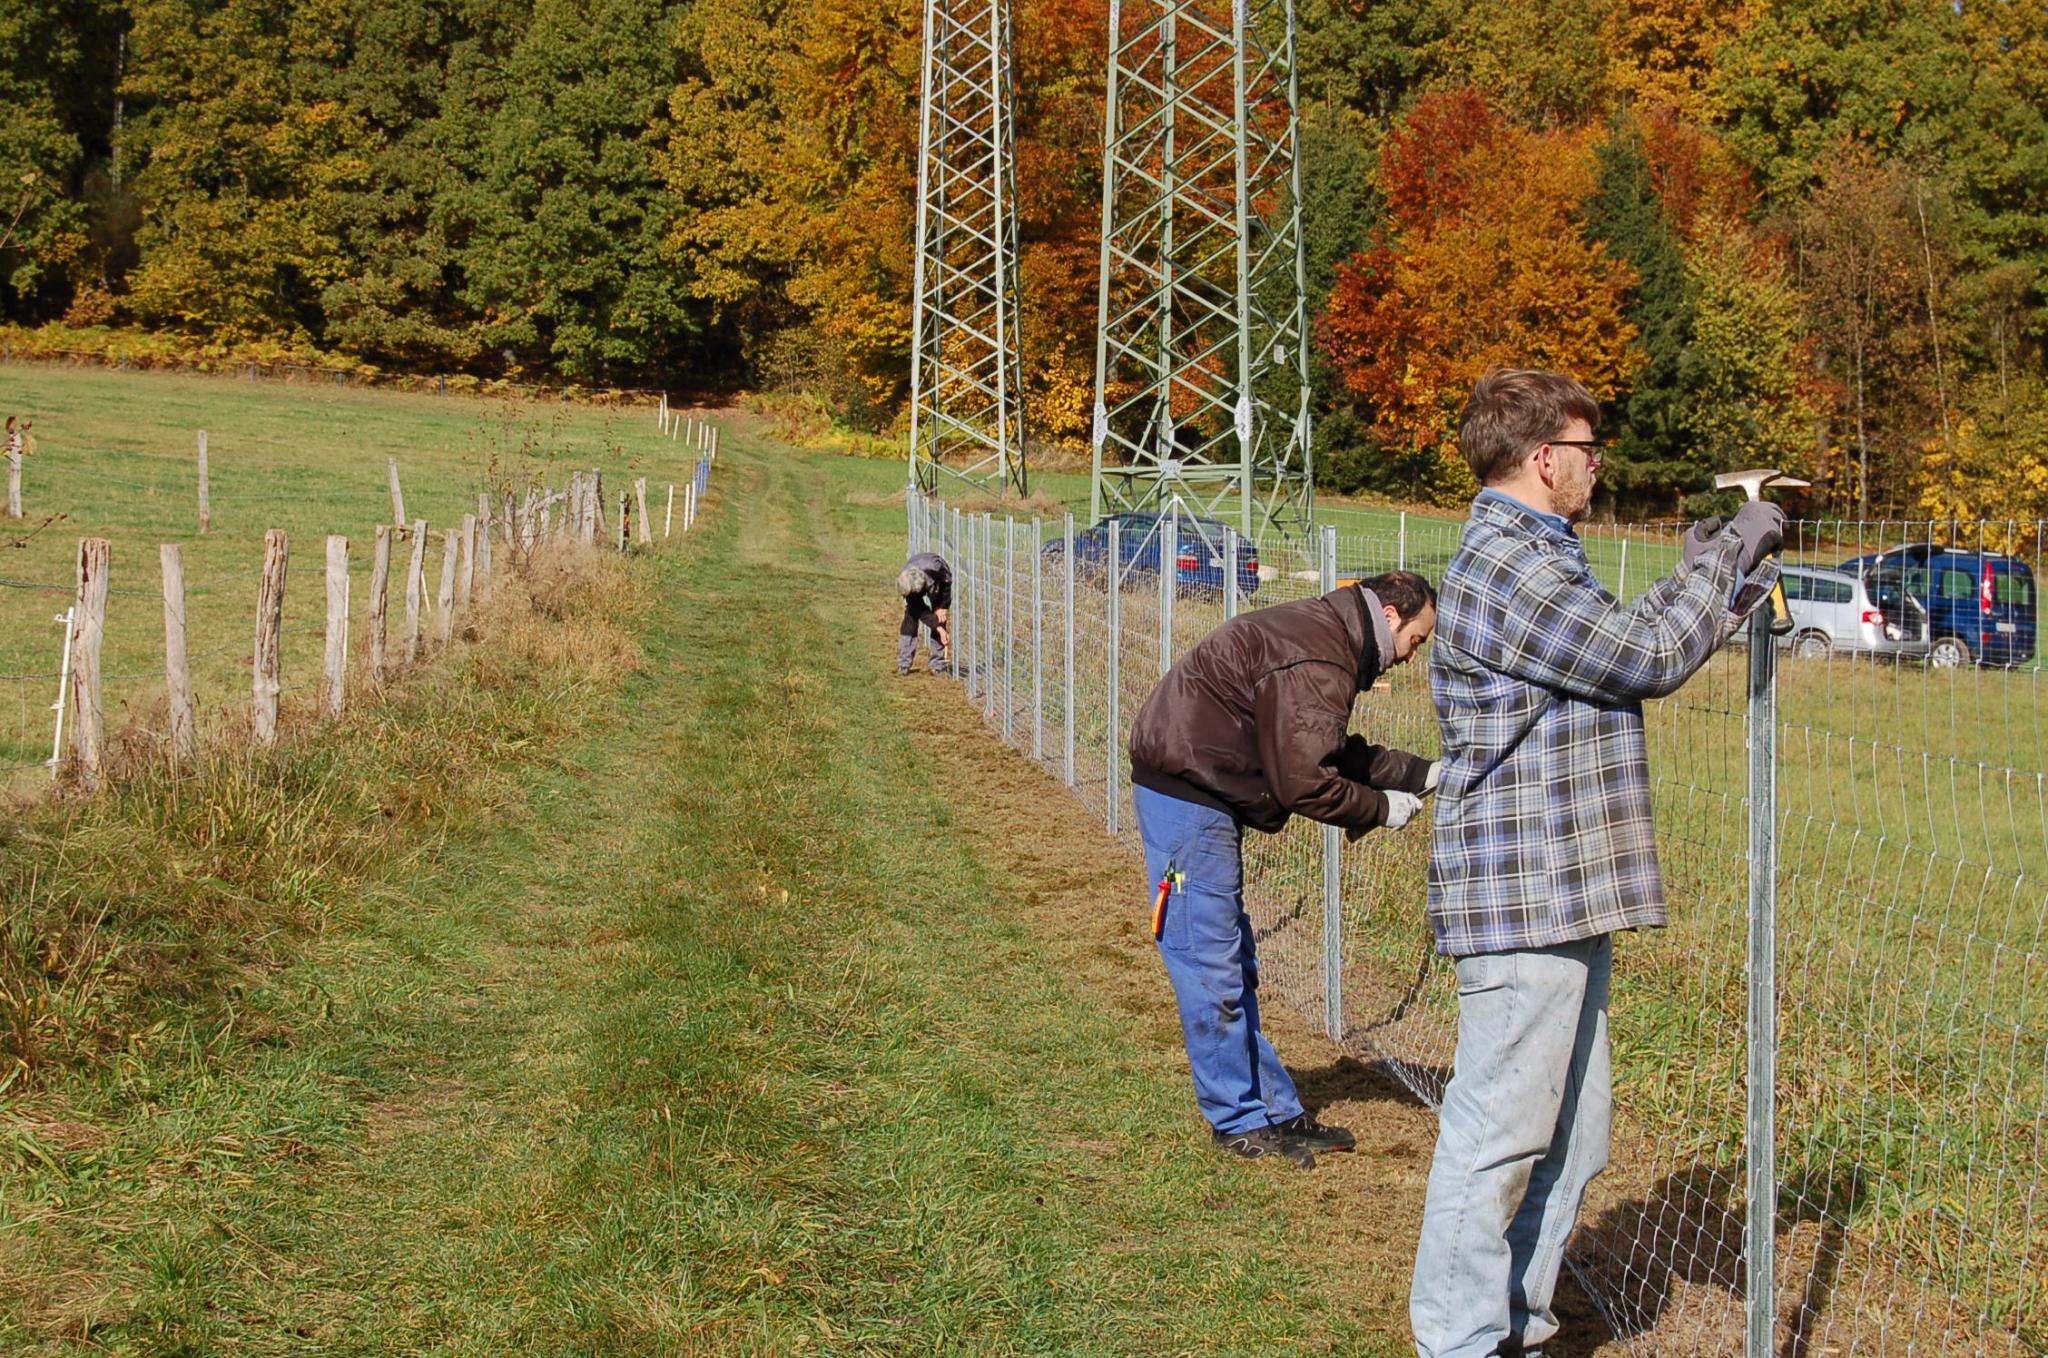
908, 487, 2045, 1358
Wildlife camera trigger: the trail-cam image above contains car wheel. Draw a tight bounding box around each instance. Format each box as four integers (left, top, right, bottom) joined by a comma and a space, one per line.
1928, 636, 1971, 668
1793, 630, 1832, 659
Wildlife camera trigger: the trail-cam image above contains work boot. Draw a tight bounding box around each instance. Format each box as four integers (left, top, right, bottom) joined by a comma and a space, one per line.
1272, 1111, 1355, 1154
1212, 1125, 1315, 1168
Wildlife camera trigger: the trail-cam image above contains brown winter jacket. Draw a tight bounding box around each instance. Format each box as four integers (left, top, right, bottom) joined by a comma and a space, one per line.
1128, 585, 1432, 835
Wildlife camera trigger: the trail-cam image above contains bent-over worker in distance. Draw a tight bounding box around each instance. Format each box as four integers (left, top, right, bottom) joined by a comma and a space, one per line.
897, 552, 953, 676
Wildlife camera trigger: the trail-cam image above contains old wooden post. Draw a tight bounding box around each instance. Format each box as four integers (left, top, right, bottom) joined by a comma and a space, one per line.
634, 478, 651, 546
457, 513, 477, 612
435, 527, 459, 645
196, 430, 211, 533
369, 524, 391, 684
252, 529, 288, 747
324, 534, 349, 719
69, 538, 111, 788
616, 490, 629, 552
476, 494, 494, 585
404, 517, 427, 664
161, 543, 197, 761
388, 457, 407, 528
5, 424, 22, 519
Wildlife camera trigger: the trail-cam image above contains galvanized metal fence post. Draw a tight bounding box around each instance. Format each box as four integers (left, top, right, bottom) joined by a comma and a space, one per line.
1159, 508, 1176, 675
1224, 526, 1239, 620
1063, 513, 1076, 788
1004, 516, 1016, 740
1031, 518, 1044, 762
1745, 601, 1780, 1358
1106, 517, 1121, 837
983, 513, 997, 719
1321, 524, 1343, 1039
953, 506, 968, 687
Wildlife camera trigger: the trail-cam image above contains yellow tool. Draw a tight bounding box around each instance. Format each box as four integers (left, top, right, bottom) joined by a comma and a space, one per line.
1714, 468, 1808, 637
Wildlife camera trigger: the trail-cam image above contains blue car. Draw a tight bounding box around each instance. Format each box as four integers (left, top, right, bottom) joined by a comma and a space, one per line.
1043, 511, 1262, 598
1837, 545, 2037, 668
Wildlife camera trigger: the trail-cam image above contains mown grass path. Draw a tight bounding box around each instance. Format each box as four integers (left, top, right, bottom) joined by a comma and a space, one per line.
13, 426, 1554, 1355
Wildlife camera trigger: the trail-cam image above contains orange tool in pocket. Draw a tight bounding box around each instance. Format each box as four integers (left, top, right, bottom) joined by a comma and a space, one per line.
1151, 862, 1179, 939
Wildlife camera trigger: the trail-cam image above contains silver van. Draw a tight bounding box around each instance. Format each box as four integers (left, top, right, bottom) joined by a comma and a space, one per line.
1778, 566, 1932, 661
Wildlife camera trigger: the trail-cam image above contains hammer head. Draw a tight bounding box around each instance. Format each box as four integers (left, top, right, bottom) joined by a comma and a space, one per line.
1715, 468, 1812, 500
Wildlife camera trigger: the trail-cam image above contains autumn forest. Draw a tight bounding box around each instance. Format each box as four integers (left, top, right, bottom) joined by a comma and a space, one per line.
2, 0, 2044, 515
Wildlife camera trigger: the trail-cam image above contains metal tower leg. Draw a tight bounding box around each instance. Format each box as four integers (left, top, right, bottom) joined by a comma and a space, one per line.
909, 0, 1029, 499
1088, 0, 1312, 542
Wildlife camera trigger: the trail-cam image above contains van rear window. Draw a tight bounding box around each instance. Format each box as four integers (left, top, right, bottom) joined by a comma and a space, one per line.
1994, 571, 2036, 608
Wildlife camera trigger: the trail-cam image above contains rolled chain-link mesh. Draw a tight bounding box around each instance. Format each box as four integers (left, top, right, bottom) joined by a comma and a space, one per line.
911, 489, 2043, 1356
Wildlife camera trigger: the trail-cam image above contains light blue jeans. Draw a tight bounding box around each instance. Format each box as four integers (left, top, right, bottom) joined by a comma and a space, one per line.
1411, 936, 1613, 1358
1133, 784, 1306, 1135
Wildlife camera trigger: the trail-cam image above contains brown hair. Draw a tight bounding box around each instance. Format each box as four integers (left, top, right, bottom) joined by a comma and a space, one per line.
1456, 368, 1601, 485
1359, 570, 1436, 622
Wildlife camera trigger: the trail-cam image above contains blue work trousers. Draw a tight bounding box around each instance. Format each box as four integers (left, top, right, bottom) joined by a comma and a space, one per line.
1133, 784, 1305, 1135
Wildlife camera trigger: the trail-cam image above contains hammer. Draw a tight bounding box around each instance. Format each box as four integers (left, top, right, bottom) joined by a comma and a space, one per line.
1714, 468, 1808, 636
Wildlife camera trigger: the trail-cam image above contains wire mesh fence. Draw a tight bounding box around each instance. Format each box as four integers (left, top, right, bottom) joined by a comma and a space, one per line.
908, 487, 2046, 1358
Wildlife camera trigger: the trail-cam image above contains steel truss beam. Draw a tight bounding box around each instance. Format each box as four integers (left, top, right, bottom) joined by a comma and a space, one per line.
909, 0, 1029, 499
1089, 0, 1311, 542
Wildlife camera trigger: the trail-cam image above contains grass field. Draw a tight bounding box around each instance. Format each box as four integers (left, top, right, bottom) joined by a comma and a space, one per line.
3, 367, 2040, 1353
0, 365, 701, 785
3, 370, 1532, 1355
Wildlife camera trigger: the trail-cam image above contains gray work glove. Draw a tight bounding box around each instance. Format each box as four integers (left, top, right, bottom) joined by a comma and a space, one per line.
1729, 500, 1787, 574
1681, 515, 1726, 568
1382, 790, 1424, 830
1422, 760, 1442, 794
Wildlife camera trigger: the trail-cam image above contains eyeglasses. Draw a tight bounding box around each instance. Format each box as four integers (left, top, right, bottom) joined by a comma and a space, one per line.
1546, 439, 1605, 471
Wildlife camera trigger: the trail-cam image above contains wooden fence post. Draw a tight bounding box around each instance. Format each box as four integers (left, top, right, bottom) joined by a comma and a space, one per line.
69, 538, 110, 788
476, 495, 493, 585
324, 534, 349, 719
590, 468, 604, 544
252, 529, 287, 747
634, 478, 652, 546
388, 457, 407, 528
161, 543, 197, 762
369, 524, 391, 684
404, 517, 427, 664
196, 430, 211, 534
457, 513, 477, 612
435, 527, 458, 645
5, 424, 22, 519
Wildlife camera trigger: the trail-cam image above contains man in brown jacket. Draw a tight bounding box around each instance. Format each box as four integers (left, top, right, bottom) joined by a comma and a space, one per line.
1128, 570, 1439, 1167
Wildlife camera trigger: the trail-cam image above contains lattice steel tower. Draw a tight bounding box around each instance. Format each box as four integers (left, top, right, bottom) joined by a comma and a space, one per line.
1089, 0, 1312, 540
908, 0, 1028, 499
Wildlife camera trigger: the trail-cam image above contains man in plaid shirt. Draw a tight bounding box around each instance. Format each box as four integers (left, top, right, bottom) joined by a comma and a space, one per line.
1410, 370, 1783, 1358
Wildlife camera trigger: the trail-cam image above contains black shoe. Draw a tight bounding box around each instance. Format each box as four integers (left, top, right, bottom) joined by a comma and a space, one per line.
1272, 1112, 1355, 1153
1212, 1125, 1316, 1168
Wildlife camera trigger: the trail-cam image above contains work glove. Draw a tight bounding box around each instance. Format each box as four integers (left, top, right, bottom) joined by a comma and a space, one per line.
1729, 500, 1787, 574
1382, 790, 1423, 831
1422, 761, 1442, 794
1681, 515, 1726, 568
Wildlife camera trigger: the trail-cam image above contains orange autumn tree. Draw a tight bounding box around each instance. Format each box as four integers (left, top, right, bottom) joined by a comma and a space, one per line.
1319, 90, 1641, 502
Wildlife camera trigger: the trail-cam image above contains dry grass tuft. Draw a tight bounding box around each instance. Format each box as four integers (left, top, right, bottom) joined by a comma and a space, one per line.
0, 540, 644, 1089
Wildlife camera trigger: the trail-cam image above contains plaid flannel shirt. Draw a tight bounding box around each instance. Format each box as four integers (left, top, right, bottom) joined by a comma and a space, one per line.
1426, 491, 1774, 956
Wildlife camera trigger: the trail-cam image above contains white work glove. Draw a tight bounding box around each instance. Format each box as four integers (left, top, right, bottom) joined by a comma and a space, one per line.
1382, 790, 1423, 830
1422, 761, 1442, 794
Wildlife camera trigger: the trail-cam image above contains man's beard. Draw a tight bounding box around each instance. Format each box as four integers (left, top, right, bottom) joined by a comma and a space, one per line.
1554, 469, 1595, 523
